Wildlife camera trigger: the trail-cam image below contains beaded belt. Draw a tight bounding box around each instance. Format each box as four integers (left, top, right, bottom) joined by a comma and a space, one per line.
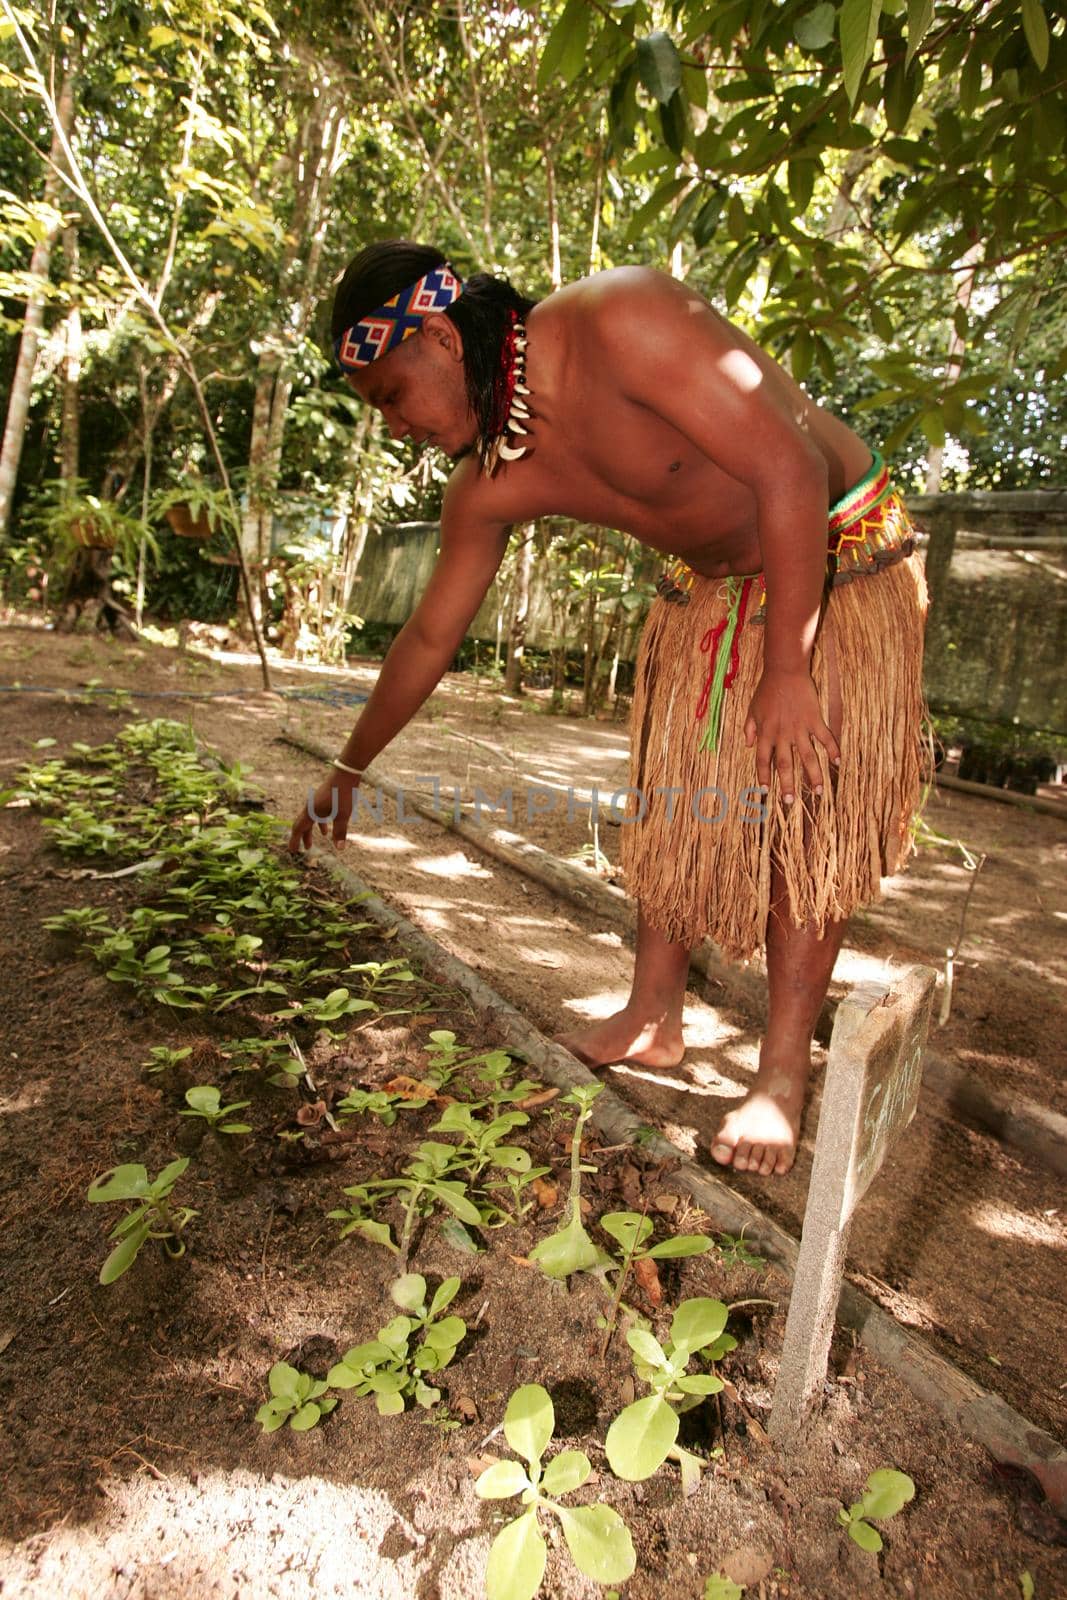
652, 452, 918, 753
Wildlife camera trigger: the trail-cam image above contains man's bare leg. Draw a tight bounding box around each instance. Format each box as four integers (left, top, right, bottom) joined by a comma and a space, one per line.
555, 906, 689, 1069
710, 868, 848, 1177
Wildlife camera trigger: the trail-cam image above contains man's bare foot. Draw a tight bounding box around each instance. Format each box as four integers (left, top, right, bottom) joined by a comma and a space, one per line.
555, 1007, 684, 1071
710, 1062, 809, 1177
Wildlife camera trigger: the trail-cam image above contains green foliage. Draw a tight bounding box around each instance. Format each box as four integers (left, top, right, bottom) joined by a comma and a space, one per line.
530, 1082, 607, 1280
474, 1384, 636, 1599
327, 1274, 466, 1414
536, 0, 1066, 451
604, 1298, 734, 1495
86, 1157, 196, 1283
838, 1468, 917, 1551
703, 1577, 744, 1600
180, 1085, 253, 1134
256, 1362, 338, 1433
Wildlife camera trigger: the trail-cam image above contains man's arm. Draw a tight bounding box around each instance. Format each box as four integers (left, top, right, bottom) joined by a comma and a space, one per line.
595, 270, 840, 801
289, 485, 510, 850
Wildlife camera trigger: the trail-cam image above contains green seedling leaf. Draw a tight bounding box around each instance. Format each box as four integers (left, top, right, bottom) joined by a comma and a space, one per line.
99, 1220, 150, 1283
290, 1401, 325, 1431
860, 1468, 916, 1520
440, 1216, 483, 1253
485, 1509, 546, 1600
529, 1211, 604, 1278
704, 1576, 744, 1600
556, 1503, 636, 1585
504, 1384, 554, 1467
474, 1459, 531, 1499
605, 1393, 680, 1480
1019, 1572, 1034, 1600
431, 1182, 483, 1226
391, 1273, 427, 1313
670, 1297, 728, 1352
627, 1327, 669, 1369
87, 1163, 153, 1202
429, 1276, 461, 1317
268, 1361, 303, 1399
540, 1449, 590, 1497
848, 1518, 883, 1552
646, 1233, 713, 1260
600, 1211, 653, 1253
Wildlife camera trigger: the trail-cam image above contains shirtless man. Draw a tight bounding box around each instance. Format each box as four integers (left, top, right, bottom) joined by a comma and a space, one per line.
288, 241, 929, 1178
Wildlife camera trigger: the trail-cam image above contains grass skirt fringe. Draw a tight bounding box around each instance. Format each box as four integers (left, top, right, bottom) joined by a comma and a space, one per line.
619, 554, 932, 963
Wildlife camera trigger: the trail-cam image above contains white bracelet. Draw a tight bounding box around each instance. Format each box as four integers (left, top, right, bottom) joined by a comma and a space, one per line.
332, 758, 363, 778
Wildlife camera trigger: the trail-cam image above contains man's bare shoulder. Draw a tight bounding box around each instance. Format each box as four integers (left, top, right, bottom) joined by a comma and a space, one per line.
549, 265, 719, 324
441, 453, 513, 541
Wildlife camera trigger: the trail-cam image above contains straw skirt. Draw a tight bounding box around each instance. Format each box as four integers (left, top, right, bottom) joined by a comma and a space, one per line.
619, 549, 932, 963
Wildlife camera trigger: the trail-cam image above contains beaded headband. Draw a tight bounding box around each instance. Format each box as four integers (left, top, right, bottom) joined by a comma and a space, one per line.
333, 264, 464, 372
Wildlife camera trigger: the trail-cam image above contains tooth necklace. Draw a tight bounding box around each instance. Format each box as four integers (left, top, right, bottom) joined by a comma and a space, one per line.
483, 311, 534, 476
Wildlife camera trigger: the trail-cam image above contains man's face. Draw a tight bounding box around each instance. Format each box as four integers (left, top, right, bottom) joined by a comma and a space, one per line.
344, 326, 477, 460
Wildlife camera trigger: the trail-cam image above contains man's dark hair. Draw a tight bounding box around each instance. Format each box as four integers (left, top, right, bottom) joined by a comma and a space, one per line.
331, 240, 538, 467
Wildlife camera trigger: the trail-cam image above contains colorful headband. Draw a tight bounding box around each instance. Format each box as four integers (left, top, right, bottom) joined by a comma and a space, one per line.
334, 264, 464, 372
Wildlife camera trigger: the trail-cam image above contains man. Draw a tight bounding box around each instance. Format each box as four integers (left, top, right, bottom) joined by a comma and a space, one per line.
289, 240, 930, 1179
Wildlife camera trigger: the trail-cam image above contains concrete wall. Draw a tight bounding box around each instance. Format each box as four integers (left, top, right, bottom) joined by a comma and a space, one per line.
353, 507, 1067, 738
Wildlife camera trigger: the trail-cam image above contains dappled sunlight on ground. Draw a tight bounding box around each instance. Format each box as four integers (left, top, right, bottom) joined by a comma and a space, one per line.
343, 832, 414, 853
0, 1466, 488, 1600
410, 850, 494, 880
968, 1198, 1065, 1250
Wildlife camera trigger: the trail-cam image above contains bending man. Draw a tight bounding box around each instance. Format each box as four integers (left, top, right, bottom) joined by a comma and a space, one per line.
288, 241, 930, 1179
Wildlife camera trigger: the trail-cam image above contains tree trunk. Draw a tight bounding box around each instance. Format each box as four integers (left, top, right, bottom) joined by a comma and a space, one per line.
504, 527, 534, 693
59, 222, 81, 492
0, 70, 76, 537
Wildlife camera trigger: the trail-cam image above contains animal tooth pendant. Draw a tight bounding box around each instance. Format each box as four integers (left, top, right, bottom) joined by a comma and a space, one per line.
483, 314, 536, 476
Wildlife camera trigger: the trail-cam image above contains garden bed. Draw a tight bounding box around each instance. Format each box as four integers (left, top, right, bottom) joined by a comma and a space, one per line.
0, 694, 1062, 1599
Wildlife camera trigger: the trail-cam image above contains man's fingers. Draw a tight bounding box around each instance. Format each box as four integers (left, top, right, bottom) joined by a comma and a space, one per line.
756, 734, 774, 794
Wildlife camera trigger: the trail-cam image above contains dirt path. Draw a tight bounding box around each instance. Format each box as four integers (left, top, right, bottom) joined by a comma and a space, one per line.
1, 623, 1064, 1600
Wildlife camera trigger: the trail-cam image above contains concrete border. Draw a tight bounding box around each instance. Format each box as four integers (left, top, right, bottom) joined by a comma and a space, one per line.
317, 851, 1067, 1516
284, 730, 1067, 1180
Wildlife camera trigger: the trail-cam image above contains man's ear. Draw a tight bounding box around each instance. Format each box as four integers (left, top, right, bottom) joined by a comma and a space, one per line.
420, 312, 464, 363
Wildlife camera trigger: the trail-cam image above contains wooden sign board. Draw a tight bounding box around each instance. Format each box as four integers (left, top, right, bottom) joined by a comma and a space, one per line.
768, 964, 937, 1442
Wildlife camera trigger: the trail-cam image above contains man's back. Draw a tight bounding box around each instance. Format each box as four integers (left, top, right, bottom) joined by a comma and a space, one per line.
448, 266, 873, 580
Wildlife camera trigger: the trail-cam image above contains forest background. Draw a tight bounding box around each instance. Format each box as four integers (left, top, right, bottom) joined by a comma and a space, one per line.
0, 0, 1064, 694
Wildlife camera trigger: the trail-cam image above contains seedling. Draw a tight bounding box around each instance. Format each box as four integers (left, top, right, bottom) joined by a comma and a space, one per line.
142, 1044, 193, 1075
430, 1103, 532, 1182
330, 1140, 482, 1265
41, 906, 114, 944
529, 1083, 608, 1279
102, 939, 182, 1002
597, 1211, 713, 1352
344, 957, 417, 995
86, 1157, 196, 1283
605, 1298, 735, 1496
474, 1383, 635, 1600
718, 1228, 766, 1272
327, 1273, 467, 1413
273, 986, 377, 1024
838, 1468, 915, 1551
180, 1085, 253, 1134
256, 1361, 338, 1433
336, 1085, 428, 1126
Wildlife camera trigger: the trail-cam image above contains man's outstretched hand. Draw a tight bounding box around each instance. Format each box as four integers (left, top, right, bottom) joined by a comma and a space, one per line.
744, 666, 840, 806
288, 770, 360, 854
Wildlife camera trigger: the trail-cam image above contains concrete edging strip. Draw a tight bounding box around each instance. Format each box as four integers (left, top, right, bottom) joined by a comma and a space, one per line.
284, 730, 1067, 1179
317, 850, 1067, 1516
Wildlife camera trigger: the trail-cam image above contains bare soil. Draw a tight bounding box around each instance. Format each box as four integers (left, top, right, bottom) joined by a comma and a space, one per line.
0, 620, 1064, 1600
